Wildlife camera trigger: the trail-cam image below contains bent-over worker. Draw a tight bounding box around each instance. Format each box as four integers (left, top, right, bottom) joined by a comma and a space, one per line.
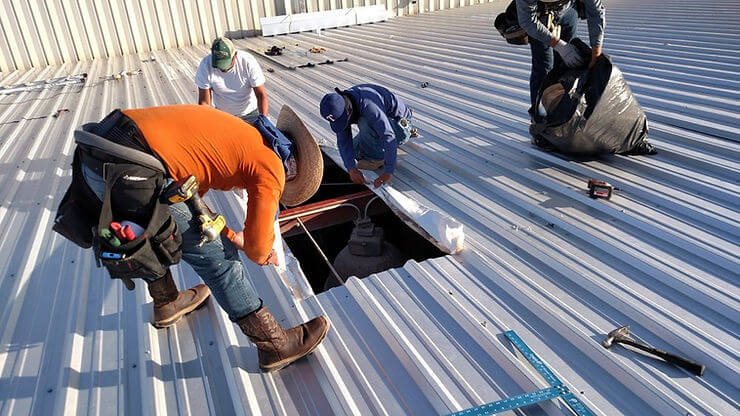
319, 84, 417, 188
516, 0, 605, 117
79, 105, 329, 372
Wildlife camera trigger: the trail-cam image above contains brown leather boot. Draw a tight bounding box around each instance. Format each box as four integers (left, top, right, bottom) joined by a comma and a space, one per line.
147, 270, 211, 328
237, 306, 330, 372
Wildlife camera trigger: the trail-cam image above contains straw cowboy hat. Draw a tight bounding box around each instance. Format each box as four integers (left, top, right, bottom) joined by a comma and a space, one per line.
276, 105, 324, 206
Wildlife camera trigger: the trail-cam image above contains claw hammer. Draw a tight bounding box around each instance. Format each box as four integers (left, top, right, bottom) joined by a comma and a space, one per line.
602, 326, 706, 376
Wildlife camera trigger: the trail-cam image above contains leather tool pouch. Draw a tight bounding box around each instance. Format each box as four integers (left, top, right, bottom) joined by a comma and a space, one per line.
93, 163, 183, 290
494, 1, 529, 45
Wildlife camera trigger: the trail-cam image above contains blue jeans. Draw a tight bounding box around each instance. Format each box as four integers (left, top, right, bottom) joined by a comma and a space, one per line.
82, 164, 262, 321
238, 109, 260, 125
528, 6, 579, 115
353, 116, 413, 161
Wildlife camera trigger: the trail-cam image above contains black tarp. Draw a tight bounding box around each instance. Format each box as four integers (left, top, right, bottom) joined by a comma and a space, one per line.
530, 40, 650, 155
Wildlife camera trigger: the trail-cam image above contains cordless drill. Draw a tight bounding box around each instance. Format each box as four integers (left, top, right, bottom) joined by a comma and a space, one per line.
163, 175, 226, 247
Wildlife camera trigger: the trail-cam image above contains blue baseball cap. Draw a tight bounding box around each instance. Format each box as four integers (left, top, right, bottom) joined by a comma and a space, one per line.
320, 92, 351, 133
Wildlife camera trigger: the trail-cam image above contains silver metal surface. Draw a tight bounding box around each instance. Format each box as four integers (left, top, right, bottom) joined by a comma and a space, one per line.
0, 0, 493, 72
0, 1, 738, 415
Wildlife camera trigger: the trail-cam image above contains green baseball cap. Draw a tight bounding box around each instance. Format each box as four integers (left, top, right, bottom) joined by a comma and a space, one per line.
211, 37, 235, 70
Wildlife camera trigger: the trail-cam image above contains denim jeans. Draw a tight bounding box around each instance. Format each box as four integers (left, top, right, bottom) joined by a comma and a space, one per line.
82, 164, 262, 321
238, 109, 260, 125
353, 116, 413, 161
528, 6, 579, 115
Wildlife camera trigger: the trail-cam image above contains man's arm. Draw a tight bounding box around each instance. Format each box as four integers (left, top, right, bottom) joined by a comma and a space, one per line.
225, 181, 282, 265
253, 85, 269, 116
337, 128, 367, 184
198, 88, 212, 106
356, 103, 395, 187
516, 0, 554, 45
366, 104, 397, 176
337, 129, 356, 172
584, 0, 606, 65
194, 58, 212, 104
243, 52, 268, 115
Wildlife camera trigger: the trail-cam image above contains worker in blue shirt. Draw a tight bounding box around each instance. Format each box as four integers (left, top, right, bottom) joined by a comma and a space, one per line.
320, 84, 416, 188
517, 0, 606, 117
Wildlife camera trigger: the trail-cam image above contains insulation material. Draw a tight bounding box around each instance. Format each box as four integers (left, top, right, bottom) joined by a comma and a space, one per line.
531, 44, 650, 155
361, 170, 465, 254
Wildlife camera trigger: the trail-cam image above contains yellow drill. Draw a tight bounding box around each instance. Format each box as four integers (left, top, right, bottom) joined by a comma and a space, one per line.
163, 175, 226, 247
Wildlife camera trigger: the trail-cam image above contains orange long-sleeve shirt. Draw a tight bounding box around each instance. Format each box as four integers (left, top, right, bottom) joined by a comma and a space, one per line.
123, 105, 285, 264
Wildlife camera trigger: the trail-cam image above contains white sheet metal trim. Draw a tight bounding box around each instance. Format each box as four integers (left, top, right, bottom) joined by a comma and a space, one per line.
0, 0, 498, 72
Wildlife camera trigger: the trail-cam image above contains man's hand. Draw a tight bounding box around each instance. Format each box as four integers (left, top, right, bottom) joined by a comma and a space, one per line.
261, 249, 280, 267
225, 228, 280, 267
349, 168, 366, 185
589, 45, 603, 68
552, 40, 586, 68
374, 172, 392, 188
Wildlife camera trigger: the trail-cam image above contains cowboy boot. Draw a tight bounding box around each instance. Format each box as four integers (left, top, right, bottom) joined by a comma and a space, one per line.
237, 305, 330, 372
147, 270, 211, 328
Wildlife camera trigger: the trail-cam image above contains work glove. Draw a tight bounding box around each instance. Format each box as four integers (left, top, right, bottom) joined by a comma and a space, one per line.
552, 40, 586, 68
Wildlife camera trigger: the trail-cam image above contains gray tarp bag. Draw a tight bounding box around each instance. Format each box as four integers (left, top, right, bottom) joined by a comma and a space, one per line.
530, 40, 650, 155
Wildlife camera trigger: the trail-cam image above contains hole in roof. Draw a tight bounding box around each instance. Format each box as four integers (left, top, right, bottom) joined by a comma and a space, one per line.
280, 153, 446, 294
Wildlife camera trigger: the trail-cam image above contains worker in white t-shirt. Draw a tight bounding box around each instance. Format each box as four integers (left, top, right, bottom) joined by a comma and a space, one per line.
195, 37, 268, 125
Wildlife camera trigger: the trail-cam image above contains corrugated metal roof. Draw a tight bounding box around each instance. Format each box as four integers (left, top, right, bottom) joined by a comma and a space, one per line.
1, 0, 738, 415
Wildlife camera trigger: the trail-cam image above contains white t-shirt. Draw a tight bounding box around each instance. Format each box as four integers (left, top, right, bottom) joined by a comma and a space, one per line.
195, 50, 265, 116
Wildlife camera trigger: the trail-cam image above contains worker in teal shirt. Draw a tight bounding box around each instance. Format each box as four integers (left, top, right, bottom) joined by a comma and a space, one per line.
320, 84, 416, 188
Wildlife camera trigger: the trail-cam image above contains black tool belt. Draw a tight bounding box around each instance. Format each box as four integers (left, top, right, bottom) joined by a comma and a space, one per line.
538, 0, 572, 15
87, 109, 151, 154
495, 2, 530, 45
53, 110, 182, 290
78, 110, 164, 177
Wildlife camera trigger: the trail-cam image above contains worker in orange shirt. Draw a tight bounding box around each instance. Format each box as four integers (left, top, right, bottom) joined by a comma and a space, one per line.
78, 105, 329, 372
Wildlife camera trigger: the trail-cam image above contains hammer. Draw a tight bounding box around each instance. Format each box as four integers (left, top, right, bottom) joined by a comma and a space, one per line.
602, 326, 706, 377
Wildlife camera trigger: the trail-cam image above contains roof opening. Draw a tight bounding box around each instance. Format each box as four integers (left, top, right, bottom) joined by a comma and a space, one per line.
280, 154, 446, 293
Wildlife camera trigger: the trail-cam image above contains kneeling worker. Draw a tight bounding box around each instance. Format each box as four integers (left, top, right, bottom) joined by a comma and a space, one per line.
68, 105, 329, 372
196, 37, 268, 125
320, 84, 417, 188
